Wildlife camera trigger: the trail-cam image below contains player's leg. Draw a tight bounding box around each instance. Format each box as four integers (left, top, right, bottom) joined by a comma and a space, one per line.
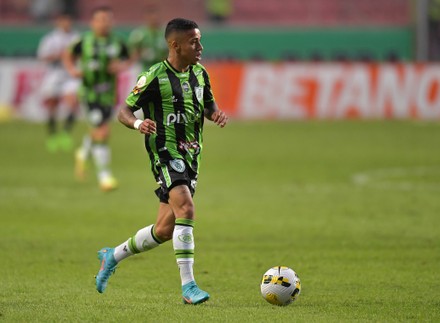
95, 202, 174, 293
43, 97, 60, 152
168, 184, 210, 304
90, 121, 117, 191
40, 72, 61, 152
58, 79, 79, 151
114, 202, 174, 261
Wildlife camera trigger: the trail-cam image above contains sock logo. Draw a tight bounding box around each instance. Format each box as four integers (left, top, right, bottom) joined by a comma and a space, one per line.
178, 233, 193, 244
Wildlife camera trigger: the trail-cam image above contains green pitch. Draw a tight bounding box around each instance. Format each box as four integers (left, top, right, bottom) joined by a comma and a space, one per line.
1, 120, 439, 322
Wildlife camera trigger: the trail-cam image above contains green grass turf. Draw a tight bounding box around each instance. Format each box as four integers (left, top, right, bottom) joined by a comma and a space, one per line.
1, 120, 439, 322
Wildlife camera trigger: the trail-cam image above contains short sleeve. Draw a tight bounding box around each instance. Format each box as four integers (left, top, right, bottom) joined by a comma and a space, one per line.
125, 71, 158, 110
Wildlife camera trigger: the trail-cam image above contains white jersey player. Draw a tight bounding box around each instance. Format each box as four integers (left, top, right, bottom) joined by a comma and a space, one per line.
37, 13, 80, 152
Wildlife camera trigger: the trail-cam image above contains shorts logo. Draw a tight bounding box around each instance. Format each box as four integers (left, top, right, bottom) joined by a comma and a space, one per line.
170, 159, 186, 173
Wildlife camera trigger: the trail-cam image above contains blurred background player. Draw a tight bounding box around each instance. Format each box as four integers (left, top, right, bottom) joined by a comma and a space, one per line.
37, 11, 80, 152
63, 6, 130, 191
128, 5, 167, 72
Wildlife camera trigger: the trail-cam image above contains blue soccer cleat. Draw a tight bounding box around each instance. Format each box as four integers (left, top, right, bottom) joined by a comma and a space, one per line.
95, 247, 117, 293
182, 281, 210, 305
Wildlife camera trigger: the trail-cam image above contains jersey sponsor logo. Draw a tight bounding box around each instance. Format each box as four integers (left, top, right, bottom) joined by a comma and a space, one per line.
170, 159, 186, 173
179, 140, 201, 156
94, 82, 111, 93
166, 111, 200, 125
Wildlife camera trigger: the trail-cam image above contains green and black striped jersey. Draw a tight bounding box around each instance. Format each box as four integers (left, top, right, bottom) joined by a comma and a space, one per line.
125, 60, 215, 175
70, 31, 129, 107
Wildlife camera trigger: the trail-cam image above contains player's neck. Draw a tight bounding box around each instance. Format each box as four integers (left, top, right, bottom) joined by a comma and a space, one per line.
166, 56, 190, 73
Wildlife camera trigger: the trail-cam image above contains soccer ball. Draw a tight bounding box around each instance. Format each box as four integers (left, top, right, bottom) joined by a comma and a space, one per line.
260, 266, 301, 306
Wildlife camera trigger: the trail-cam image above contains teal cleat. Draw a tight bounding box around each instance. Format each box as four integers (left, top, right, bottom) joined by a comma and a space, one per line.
95, 247, 117, 293
182, 281, 210, 305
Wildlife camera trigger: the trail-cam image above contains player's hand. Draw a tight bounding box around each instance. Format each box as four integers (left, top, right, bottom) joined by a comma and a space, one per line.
138, 119, 156, 135
211, 110, 228, 128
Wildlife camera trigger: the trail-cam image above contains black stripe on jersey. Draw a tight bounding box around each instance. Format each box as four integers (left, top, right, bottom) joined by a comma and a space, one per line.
188, 68, 201, 171
139, 77, 173, 164
165, 68, 186, 153
91, 37, 101, 103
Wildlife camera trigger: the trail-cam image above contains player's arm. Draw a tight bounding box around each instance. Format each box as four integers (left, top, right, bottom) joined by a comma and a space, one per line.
204, 101, 228, 128
63, 40, 83, 78
118, 105, 156, 135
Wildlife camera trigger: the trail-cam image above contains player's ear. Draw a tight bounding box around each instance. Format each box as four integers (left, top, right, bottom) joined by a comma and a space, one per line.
171, 40, 180, 53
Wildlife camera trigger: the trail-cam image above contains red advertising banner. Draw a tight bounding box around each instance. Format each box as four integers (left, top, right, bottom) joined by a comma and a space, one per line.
1, 60, 440, 120
206, 62, 440, 119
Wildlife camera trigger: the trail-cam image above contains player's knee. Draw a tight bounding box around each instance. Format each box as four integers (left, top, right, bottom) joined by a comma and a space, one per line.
176, 201, 194, 219
154, 224, 173, 241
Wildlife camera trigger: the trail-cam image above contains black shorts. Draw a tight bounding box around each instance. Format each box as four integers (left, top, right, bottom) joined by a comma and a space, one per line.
154, 159, 198, 204
84, 102, 113, 127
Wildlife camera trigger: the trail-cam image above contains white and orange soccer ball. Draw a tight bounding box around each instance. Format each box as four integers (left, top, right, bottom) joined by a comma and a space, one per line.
260, 266, 301, 306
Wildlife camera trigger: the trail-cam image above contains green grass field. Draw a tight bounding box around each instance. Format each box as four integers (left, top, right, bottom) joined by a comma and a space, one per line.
1, 120, 439, 322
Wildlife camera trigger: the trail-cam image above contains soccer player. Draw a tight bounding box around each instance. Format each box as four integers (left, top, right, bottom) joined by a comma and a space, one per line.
37, 12, 80, 152
95, 18, 228, 304
63, 6, 130, 191
129, 6, 167, 71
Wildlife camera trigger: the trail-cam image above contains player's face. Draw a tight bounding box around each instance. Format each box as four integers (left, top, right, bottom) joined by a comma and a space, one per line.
91, 10, 113, 36
56, 15, 72, 32
177, 28, 203, 65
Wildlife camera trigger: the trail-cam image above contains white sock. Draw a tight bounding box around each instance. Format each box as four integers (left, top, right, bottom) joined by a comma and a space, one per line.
173, 219, 195, 286
91, 143, 111, 180
113, 224, 162, 262
178, 261, 194, 286
78, 135, 92, 160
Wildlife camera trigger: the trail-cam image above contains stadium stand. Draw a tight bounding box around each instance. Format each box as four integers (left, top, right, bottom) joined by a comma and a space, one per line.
0, 0, 413, 61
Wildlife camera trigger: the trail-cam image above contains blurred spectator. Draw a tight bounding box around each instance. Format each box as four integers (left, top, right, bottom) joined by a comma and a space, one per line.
206, 0, 232, 24
30, 0, 59, 22
429, 0, 440, 60
30, 0, 77, 22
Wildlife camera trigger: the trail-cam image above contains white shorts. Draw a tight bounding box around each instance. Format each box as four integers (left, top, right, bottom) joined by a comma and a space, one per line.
40, 69, 81, 99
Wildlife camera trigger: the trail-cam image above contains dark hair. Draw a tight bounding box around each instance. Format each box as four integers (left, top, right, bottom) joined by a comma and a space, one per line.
91, 5, 113, 17
165, 18, 199, 39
